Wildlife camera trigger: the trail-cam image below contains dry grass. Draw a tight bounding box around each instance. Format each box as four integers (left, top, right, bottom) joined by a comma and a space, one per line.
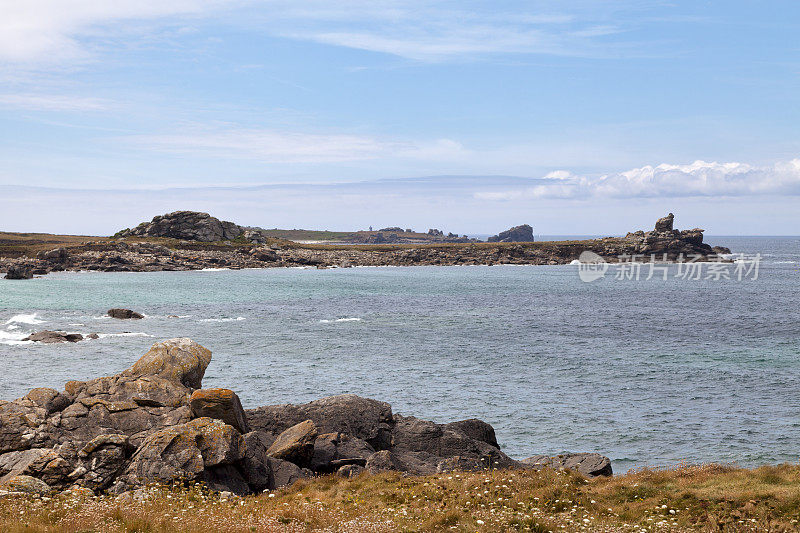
2, 464, 800, 532
0, 229, 604, 259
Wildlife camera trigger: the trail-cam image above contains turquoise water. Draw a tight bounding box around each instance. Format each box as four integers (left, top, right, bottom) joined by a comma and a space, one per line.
1, 236, 799, 471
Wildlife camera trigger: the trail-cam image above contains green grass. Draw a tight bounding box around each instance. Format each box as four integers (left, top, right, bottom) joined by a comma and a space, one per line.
3, 464, 800, 532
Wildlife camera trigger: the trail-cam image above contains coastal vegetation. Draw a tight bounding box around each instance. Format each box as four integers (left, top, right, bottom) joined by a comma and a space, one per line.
2, 463, 799, 532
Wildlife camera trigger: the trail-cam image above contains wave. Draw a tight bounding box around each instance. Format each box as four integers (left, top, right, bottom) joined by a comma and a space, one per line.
199, 317, 246, 322
198, 268, 230, 272
319, 317, 362, 323
4, 313, 44, 325
0, 330, 30, 345
96, 332, 154, 338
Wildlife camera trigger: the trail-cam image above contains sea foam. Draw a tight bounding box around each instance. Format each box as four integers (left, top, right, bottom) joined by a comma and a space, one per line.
4, 313, 44, 325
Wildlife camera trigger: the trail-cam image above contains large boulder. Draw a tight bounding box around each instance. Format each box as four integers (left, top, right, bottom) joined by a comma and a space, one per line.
266, 420, 317, 467
487, 224, 534, 243
117, 211, 243, 242
125, 337, 211, 389
190, 389, 250, 434
117, 417, 246, 493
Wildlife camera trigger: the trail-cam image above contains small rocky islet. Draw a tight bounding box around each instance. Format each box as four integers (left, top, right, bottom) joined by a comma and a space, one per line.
0, 338, 610, 498
1, 211, 729, 278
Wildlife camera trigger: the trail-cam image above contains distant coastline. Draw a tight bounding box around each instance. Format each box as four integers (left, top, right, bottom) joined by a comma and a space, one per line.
1, 212, 730, 278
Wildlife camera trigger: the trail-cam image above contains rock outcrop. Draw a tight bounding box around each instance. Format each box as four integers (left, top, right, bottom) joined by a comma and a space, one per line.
108, 309, 144, 320
622, 213, 731, 258
488, 224, 534, 243
117, 211, 244, 242
0, 338, 612, 497
22, 331, 84, 343
4, 265, 33, 279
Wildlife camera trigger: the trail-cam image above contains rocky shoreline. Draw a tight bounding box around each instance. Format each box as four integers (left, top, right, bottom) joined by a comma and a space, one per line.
0, 338, 611, 497
1, 214, 730, 278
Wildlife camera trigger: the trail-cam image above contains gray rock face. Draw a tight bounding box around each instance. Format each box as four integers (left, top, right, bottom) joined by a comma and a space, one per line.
4, 265, 33, 279
118, 211, 243, 242
246, 394, 394, 450
310, 432, 375, 473
487, 224, 534, 243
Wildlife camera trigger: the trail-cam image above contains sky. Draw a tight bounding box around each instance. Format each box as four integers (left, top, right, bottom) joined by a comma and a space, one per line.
0, 0, 799, 235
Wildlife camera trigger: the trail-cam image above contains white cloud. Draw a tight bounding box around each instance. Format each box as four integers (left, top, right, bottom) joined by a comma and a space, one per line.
124, 123, 473, 164
0, 0, 630, 68
475, 159, 800, 200
129, 128, 390, 163
0, 93, 111, 111
275, 4, 624, 61
0, 0, 237, 64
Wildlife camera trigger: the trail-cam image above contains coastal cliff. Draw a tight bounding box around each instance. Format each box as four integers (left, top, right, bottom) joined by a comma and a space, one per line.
0, 338, 610, 497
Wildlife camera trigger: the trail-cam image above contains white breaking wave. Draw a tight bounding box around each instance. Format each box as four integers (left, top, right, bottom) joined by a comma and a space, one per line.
200, 317, 246, 322
96, 332, 154, 338
198, 268, 230, 272
4, 313, 44, 325
0, 330, 30, 345
319, 317, 362, 323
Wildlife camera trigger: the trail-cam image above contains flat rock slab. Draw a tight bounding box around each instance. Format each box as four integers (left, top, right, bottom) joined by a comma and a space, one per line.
23, 331, 84, 343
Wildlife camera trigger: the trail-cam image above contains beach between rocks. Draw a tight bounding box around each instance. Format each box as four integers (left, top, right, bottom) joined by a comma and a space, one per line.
0, 338, 611, 498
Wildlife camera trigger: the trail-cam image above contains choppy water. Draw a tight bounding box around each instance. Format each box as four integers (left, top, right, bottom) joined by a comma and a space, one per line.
1, 236, 798, 472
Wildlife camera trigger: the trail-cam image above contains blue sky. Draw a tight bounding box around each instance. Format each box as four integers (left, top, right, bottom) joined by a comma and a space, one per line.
1, 1, 799, 235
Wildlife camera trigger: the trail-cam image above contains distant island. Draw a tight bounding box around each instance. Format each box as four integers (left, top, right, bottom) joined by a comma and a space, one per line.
1, 211, 729, 278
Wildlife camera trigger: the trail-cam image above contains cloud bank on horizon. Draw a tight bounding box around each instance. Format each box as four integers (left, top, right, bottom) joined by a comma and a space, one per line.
476, 159, 800, 200
0, 1, 798, 234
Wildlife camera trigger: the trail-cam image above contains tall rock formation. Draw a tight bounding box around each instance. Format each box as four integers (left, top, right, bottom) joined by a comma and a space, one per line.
488, 224, 534, 243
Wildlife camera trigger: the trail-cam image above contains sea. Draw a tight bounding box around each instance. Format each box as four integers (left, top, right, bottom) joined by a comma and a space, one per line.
1, 236, 798, 472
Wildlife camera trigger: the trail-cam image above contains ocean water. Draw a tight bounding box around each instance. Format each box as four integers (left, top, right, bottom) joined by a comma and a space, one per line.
1, 236, 798, 472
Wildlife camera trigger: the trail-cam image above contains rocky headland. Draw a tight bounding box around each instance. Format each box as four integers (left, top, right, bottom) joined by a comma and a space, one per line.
0, 213, 730, 278
0, 338, 610, 498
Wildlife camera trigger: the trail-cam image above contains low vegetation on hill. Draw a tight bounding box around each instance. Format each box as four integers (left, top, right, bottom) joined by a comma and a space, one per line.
2, 464, 800, 532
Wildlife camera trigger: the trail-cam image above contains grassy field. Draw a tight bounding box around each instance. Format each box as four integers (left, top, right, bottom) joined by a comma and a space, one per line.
2, 464, 799, 532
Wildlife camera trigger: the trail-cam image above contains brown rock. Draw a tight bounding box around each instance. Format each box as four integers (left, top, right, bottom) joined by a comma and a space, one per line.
654, 213, 674, 232
190, 388, 250, 434
125, 337, 211, 389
